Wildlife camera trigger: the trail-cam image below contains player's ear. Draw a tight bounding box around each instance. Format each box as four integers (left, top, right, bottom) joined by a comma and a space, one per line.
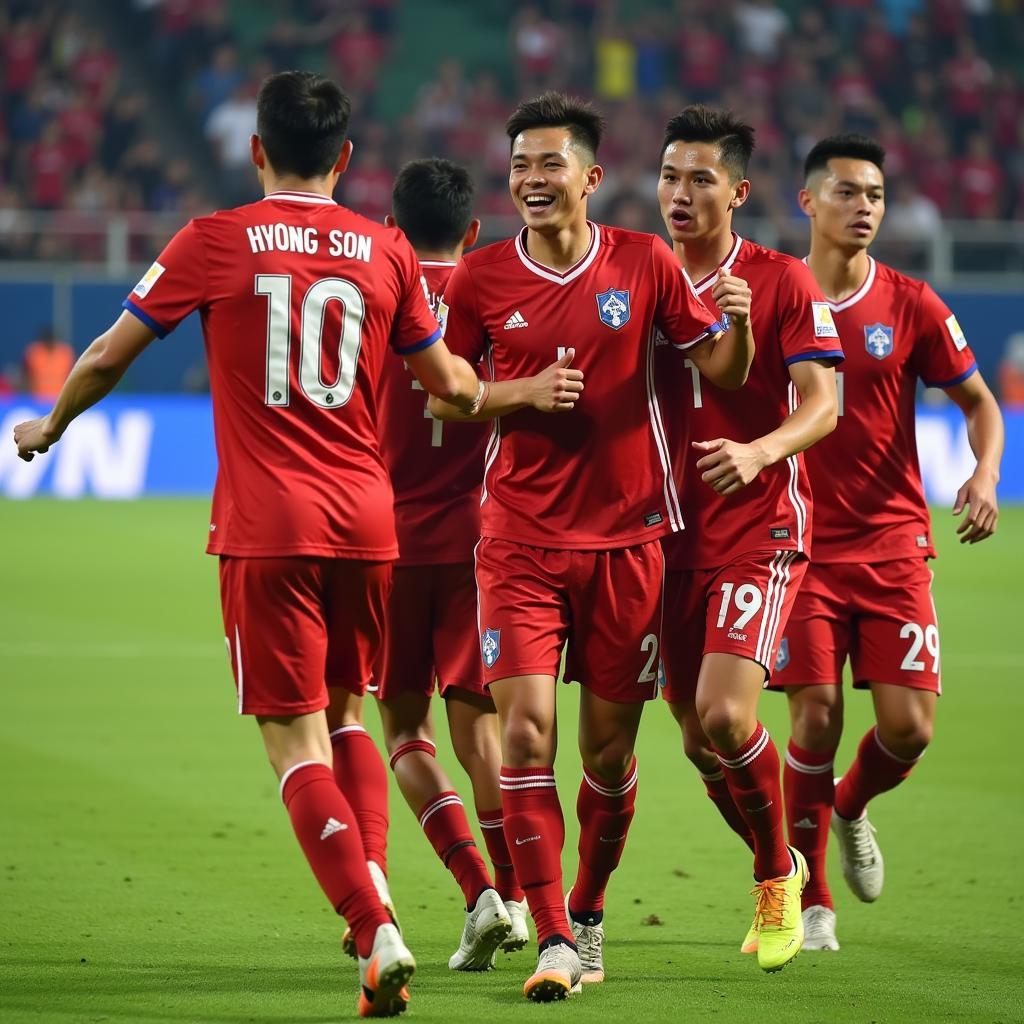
731, 178, 751, 210
582, 162, 603, 198
463, 218, 481, 249
333, 139, 354, 175
384, 214, 397, 228
250, 134, 265, 170
797, 187, 815, 218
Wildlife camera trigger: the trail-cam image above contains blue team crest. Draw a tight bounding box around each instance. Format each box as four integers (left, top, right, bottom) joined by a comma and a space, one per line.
481, 627, 501, 669
596, 288, 631, 330
775, 638, 790, 673
864, 323, 894, 360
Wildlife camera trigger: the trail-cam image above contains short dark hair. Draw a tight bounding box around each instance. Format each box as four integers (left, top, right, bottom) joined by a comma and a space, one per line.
256, 71, 351, 179
506, 91, 605, 163
660, 106, 755, 182
391, 158, 476, 252
804, 134, 885, 182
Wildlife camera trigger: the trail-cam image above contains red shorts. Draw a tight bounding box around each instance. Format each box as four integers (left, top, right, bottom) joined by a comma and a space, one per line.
219, 556, 391, 716
474, 537, 665, 704
374, 562, 485, 701
661, 551, 808, 705
770, 558, 941, 693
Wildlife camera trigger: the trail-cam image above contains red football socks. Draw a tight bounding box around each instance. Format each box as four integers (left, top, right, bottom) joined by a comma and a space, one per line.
418, 791, 492, 909
330, 725, 389, 875
699, 767, 755, 852
784, 740, 837, 909
715, 723, 792, 881
280, 760, 390, 959
500, 765, 571, 946
569, 758, 638, 918
477, 807, 525, 903
835, 726, 921, 821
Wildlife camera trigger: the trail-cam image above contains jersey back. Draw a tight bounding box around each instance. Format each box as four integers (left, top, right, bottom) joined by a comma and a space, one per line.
378, 261, 489, 564
658, 237, 844, 569
124, 190, 441, 558
803, 257, 977, 562
439, 223, 719, 550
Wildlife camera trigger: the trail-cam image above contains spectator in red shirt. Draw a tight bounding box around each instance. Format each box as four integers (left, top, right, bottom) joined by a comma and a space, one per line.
3, 15, 43, 97
956, 132, 1004, 219
678, 23, 726, 102
944, 36, 993, 147
330, 12, 385, 102
72, 30, 118, 106
26, 122, 68, 209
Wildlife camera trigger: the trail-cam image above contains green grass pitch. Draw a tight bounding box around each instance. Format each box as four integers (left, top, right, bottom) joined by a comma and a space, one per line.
1, 500, 1020, 1023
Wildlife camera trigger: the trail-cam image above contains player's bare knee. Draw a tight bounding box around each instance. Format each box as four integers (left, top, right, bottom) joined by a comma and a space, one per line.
788, 686, 843, 749
384, 725, 433, 757
501, 716, 552, 766
581, 741, 635, 783
697, 702, 752, 751
879, 718, 932, 760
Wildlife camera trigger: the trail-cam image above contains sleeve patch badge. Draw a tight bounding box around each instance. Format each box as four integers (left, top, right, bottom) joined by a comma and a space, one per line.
811, 302, 840, 338
436, 300, 450, 335
945, 313, 968, 351
132, 261, 166, 299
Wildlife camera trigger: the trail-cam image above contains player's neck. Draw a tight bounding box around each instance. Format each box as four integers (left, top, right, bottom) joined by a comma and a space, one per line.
807, 241, 871, 303
414, 247, 461, 263
524, 219, 593, 272
674, 227, 735, 284
262, 171, 336, 200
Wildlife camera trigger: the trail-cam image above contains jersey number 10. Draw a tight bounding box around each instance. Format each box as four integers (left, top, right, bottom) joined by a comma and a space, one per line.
257, 275, 364, 408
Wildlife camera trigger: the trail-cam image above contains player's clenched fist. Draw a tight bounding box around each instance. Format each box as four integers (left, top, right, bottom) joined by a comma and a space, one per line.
710, 269, 751, 325
693, 436, 767, 495
13, 417, 57, 462
528, 347, 584, 413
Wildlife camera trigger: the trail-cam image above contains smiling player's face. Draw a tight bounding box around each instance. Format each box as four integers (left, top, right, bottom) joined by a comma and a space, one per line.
509, 127, 597, 234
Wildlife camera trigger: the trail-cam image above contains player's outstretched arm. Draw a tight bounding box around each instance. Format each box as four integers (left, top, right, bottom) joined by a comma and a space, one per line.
693, 358, 838, 497
686, 270, 754, 390
404, 339, 485, 414
427, 348, 583, 422
13, 311, 156, 462
945, 370, 1003, 544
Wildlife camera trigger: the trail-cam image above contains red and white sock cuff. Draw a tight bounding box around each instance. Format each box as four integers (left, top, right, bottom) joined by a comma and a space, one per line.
717, 722, 770, 770
477, 808, 505, 830
582, 757, 638, 797
329, 724, 369, 743
698, 767, 726, 782
499, 766, 557, 792
389, 738, 437, 770
418, 790, 464, 828
873, 726, 925, 765
784, 740, 837, 775
279, 759, 331, 803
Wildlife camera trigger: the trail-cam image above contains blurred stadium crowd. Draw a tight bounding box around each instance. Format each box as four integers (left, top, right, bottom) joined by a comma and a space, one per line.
1, 0, 1022, 262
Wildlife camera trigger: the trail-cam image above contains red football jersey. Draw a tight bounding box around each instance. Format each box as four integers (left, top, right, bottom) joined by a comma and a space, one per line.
439, 222, 720, 550
378, 260, 489, 565
801, 257, 978, 563
123, 189, 441, 559
658, 236, 845, 570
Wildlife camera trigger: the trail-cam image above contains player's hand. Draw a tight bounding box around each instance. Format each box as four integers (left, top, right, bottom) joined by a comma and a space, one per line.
529, 347, 584, 413
710, 269, 751, 325
693, 437, 767, 495
13, 416, 59, 462
952, 469, 999, 544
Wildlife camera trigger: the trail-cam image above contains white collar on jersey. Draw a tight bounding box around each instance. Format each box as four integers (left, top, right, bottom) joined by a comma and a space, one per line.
262, 190, 337, 206
514, 221, 601, 285
691, 233, 743, 295
419, 260, 458, 267
803, 255, 876, 311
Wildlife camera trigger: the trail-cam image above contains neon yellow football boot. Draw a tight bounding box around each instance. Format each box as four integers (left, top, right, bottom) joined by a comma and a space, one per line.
750, 846, 809, 973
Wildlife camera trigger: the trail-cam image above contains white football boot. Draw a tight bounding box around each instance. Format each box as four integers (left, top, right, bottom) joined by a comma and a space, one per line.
357, 922, 415, 1018
502, 898, 530, 952
801, 905, 840, 951
523, 942, 583, 1002
831, 808, 884, 902
565, 891, 605, 984
448, 888, 513, 970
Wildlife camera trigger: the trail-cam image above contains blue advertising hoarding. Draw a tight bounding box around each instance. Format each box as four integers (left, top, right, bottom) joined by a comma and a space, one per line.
1, 396, 1020, 503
